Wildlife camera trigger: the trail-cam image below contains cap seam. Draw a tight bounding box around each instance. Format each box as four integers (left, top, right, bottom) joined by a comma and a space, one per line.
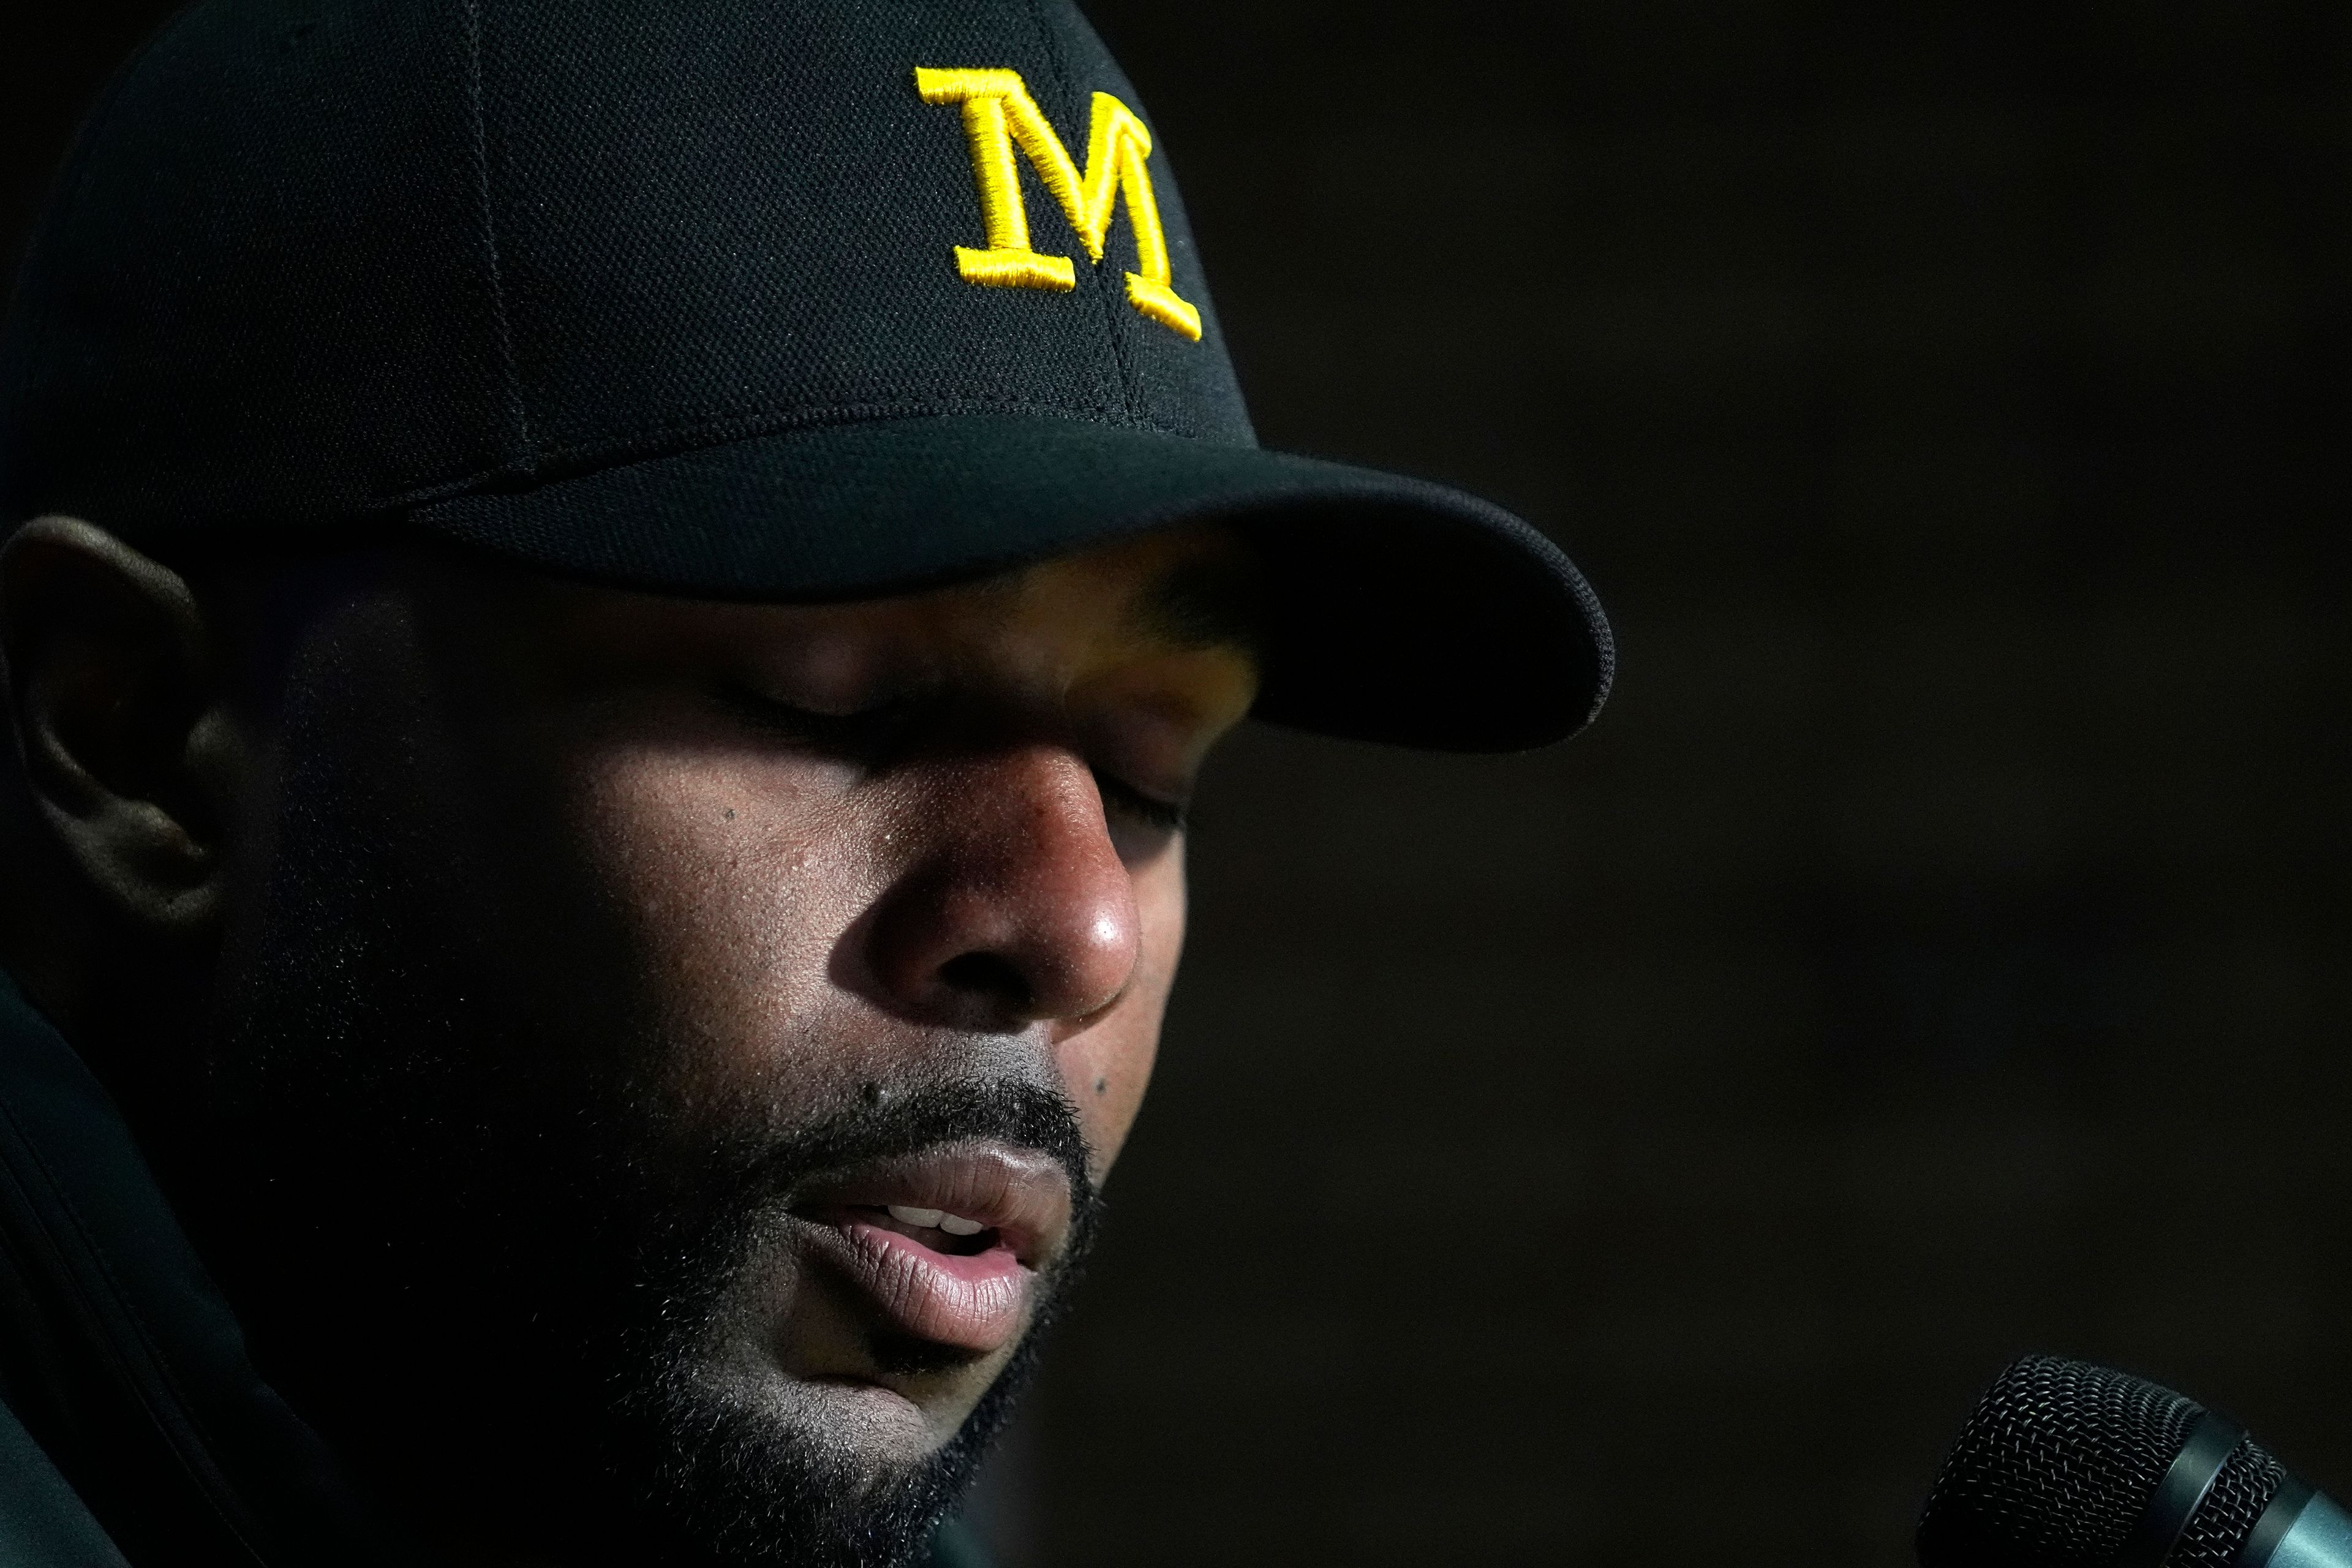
371, 395, 1220, 510
1019, 0, 1140, 424
461, 0, 533, 472
10, 0, 205, 460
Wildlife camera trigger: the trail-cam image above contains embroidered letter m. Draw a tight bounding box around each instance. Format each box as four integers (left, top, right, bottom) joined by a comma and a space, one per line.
915, 68, 1202, 341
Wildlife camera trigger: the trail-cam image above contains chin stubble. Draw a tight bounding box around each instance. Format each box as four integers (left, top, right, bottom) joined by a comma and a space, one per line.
582, 1080, 1103, 1568
203, 655, 1107, 1566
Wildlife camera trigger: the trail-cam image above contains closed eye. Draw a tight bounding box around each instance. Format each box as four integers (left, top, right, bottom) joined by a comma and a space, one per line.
713, 682, 920, 758
717, 682, 1189, 832
1094, 770, 1189, 835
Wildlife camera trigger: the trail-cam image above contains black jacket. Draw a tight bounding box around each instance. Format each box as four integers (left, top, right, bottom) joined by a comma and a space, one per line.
0, 972, 991, 1567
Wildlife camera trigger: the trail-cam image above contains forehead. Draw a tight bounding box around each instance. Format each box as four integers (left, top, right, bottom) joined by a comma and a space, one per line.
345, 524, 1266, 715
895, 526, 1262, 652
503, 523, 1259, 666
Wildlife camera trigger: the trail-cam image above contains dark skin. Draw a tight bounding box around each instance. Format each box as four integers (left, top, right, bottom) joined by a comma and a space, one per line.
0, 513, 1259, 1563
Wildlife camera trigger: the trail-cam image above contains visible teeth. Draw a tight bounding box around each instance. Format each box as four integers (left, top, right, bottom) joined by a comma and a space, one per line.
883, 1205, 988, 1236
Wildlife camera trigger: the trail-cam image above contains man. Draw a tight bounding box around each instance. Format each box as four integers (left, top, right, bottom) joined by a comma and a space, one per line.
0, 0, 1610, 1564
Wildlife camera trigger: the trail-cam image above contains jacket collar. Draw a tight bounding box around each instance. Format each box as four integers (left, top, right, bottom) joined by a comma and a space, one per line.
0, 970, 393, 1567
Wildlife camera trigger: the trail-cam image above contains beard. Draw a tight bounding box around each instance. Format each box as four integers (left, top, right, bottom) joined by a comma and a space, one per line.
176, 633, 1102, 1567
578, 1080, 1101, 1568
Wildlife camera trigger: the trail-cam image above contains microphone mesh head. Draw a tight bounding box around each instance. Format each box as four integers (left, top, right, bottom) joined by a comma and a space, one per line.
2169, 1442, 2289, 1568
1917, 1355, 2204, 1568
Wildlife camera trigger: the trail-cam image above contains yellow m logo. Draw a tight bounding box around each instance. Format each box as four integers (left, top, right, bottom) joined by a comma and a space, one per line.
915, 67, 1202, 342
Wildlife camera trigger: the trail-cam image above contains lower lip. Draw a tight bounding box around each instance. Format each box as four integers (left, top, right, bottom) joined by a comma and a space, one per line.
815, 1218, 1031, 1354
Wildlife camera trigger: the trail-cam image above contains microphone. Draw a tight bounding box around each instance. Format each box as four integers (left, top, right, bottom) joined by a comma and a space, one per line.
1917, 1355, 2352, 1568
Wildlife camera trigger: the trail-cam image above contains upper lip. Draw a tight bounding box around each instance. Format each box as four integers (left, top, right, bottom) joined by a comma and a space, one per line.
790, 1141, 1074, 1268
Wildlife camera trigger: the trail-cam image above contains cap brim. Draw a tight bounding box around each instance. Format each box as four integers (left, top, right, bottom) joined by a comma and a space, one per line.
409, 415, 1613, 750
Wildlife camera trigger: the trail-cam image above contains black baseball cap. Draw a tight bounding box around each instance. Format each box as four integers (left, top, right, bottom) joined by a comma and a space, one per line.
0, 0, 1611, 749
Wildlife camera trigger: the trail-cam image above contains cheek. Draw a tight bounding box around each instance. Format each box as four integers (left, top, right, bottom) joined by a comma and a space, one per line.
1055, 847, 1185, 1175
560, 740, 871, 1099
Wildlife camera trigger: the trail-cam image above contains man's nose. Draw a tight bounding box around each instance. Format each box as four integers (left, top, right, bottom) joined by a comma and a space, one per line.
858, 746, 1142, 1033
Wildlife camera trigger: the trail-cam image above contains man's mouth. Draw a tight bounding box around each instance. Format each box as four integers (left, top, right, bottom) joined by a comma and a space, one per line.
791, 1143, 1072, 1357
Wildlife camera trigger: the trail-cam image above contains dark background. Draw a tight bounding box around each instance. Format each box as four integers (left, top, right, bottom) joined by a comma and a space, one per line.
7, 3, 2351, 1566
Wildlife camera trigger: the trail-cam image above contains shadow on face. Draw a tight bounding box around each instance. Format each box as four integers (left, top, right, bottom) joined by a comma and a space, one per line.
0, 515, 1261, 1564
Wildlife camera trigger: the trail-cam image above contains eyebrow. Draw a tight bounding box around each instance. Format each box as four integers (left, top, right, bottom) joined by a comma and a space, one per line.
1126, 553, 1268, 662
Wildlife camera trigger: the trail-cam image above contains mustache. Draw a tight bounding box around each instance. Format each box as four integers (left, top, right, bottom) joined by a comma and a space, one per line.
698, 1075, 1101, 1259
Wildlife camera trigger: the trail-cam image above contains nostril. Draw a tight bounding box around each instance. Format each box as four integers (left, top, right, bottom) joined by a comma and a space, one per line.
937, 951, 1032, 1013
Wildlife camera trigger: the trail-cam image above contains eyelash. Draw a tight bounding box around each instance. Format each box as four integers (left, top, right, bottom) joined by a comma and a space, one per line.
717, 684, 913, 753
720, 684, 1189, 834
1093, 771, 1191, 835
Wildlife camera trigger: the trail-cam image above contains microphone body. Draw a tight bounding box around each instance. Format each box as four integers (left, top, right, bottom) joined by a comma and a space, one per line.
2260, 1492, 2352, 1568
1917, 1355, 2352, 1568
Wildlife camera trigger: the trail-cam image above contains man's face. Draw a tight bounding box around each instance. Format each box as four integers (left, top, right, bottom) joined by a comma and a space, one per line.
178, 526, 1257, 1564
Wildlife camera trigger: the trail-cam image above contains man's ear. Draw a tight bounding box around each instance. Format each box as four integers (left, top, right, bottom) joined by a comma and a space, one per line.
0, 516, 246, 936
